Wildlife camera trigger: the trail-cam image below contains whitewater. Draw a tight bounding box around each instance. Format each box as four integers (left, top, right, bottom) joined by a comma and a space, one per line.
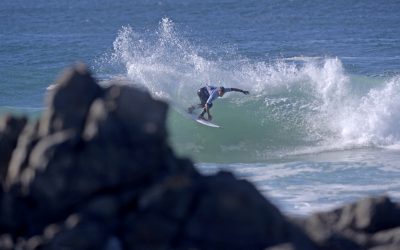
92, 18, 400, 215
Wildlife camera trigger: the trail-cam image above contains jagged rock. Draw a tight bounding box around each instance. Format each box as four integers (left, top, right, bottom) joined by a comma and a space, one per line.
296, 211, 363, 249
369, 227, 400, 249
2, 64, 196, 239
83, 84, 168, 145
337, 196, 400, 233
122, 171, 316, 250
0, 115, 27, 183
0, 234, 13, 250
298, 196, 400, 249
5, 121, 40, 189
7, 63, 102, 189
181, 171, 295, 249
38, 214, 112, 250
39, 63, 103, 136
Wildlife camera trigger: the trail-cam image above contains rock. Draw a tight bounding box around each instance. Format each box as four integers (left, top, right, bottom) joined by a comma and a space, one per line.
3, 66, 192, 237
39, 63, 103, 136
81, 195, 119, 220
121, 173, 197, 249
34, 214, 112, 250
5, 121, 40, 190
0, 234, 13, 250
297, 211, 363, 249
6, 63, 102, 189
0, 189, 28, 236
369, 245, 400, 250
122, 171, 316, 250
83, 84, 168, 144
182, 171, 292, 249
6, 130, 80, 236
298, 196, 400, 249
337, 196, 400, 233
0, 115, 27, 183
371, 227, 400, 247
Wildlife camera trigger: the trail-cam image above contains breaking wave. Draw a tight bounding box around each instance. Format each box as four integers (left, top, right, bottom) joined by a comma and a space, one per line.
96, 18, 400, 162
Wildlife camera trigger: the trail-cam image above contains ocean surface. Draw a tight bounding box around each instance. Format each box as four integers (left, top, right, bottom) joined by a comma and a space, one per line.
2, 0, 400, 216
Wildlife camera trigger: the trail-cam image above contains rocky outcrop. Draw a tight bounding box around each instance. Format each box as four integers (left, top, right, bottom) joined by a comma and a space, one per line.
0, 115, 27, 183
295, 196, 400, 250
0, 64, 399, 250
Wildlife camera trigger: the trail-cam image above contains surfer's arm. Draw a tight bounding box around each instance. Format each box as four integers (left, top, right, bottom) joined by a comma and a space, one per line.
226, 88, 249, 95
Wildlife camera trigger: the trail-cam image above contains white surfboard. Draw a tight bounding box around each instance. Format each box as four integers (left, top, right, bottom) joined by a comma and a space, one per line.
188, 112, 221, 128
172, 104, 221, 128
194, 117, 221, 128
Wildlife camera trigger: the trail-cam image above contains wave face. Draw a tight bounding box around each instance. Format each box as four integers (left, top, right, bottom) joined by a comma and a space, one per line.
98, 18, 400, 162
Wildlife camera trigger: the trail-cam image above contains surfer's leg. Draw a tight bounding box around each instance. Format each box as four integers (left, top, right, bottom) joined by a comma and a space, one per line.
189, 87, 209, 114
198, 88, 209, 107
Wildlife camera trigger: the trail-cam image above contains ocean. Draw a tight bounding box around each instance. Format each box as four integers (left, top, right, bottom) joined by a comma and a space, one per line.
2, 0, 400, 216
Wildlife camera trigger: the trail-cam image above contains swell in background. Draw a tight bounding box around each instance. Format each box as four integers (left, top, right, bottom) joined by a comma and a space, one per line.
97, 18, 400, 162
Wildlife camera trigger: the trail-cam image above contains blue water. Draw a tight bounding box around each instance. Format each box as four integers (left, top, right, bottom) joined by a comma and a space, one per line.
2, 0, 400, 215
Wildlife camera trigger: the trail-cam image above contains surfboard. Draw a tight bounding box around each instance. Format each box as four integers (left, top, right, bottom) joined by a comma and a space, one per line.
187, 112, 221, 128
194, 116, 221, 128
172, 104, 221, 128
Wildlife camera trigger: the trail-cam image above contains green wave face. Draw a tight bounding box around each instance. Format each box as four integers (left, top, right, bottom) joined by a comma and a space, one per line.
168, 93, 321, 163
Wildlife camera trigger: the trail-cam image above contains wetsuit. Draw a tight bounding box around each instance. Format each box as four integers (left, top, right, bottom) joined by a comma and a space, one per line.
197, 85, 234, 108
189, 85, 248, 118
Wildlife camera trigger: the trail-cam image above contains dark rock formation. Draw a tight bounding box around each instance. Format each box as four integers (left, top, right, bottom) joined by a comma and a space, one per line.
38, 63, 103, 136
296, 196, 400, 250
0, 115, 27, 183
0, 64, 399, 250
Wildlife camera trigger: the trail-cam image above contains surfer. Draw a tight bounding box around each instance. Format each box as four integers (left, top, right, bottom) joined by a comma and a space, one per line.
188, 85, 249, 121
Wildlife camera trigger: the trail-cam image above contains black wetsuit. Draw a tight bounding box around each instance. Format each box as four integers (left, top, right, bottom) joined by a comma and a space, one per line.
197, 87, 210, 107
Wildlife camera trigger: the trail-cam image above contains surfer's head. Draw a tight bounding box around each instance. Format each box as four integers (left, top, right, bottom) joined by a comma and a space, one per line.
218, 86, 225, 96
